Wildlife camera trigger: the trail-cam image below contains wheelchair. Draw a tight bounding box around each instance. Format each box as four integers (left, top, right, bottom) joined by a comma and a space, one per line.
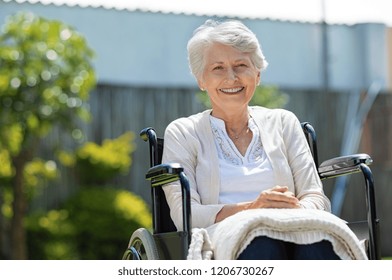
122, 122, 380, 260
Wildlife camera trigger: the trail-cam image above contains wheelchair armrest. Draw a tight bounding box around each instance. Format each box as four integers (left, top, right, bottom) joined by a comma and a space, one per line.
146, 163, 184, 187
146, 163, 192, 240
318, 153, 373, 179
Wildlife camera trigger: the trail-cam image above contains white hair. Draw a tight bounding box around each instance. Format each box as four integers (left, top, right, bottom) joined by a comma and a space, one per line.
187, 19, 268, 79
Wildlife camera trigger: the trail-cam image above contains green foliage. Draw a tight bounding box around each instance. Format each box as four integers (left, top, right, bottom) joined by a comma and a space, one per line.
0, 10, 96, 191
58, 131, 136, 185
0, 11, 96, 145
24, 132, 144, 259
0, 123, 23, 156
0, 11, 96, 259
26, 187, 152, 260
0, 123, 22, 181
23, 159, 58, 199
0, 11, 96, 198
25, 209, 78, 260
0, 149, 13, 179
196, 85, 289, 109
1, 188, 13, 219
0, 156, 59, 206
249, 85, 289, 108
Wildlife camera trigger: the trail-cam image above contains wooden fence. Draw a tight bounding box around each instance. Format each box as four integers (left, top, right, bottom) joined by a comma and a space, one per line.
32, 84, 392, 257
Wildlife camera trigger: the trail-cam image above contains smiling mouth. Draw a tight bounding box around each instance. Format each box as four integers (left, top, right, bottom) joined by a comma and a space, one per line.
219, 87, 244, 94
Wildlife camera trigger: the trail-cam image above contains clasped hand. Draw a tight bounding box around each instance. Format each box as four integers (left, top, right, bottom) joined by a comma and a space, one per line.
249, 186, 300, 209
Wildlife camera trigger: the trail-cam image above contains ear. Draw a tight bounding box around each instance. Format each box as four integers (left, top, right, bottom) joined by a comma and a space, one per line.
257, 71, 261, 85
197, 79, 206, 91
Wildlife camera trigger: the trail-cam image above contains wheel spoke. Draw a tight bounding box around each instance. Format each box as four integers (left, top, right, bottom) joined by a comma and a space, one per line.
132, 238, 148, 260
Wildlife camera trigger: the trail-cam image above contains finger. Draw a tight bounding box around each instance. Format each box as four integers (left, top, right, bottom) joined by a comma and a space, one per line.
251, 192, 299, 209
262, 191, 299, 204
272, 185, 289, 192
263, 200, 301, 209
283, 191, 296, 197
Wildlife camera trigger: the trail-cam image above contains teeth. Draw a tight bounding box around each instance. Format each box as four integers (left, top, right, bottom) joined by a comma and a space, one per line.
220, 87, 243, 93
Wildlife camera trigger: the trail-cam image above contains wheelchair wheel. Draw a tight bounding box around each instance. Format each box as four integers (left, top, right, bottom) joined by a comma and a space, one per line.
122, 228, 160, 260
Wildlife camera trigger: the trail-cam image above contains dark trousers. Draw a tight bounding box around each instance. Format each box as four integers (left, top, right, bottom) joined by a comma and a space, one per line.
237, 236, 341, 260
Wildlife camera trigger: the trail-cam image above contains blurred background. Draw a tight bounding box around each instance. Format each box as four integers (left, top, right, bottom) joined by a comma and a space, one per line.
0, 0, 391, 259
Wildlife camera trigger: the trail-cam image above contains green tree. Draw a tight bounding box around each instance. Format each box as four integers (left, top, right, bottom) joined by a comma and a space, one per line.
0, 12, 96, 259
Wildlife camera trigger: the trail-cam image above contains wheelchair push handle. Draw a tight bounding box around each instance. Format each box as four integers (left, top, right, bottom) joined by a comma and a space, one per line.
140, 127, 159, 167
140, 127, 156, 141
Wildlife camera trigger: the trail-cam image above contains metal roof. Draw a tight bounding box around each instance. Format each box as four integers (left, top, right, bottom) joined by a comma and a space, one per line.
0, 0, 331, 25
2, 0, 391, 26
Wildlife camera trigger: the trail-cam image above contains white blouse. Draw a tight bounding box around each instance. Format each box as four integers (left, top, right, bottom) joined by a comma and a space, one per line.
209, 115, 276, 204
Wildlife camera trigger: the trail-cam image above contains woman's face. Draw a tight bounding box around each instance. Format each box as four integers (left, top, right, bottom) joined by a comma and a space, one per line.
198, 43, 260, 116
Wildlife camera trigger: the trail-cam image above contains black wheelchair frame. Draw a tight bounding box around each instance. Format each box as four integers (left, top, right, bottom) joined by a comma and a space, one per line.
122, 122, 380, 260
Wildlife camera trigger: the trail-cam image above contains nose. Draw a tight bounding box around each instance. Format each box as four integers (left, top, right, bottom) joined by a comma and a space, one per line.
225, 67, 238, 82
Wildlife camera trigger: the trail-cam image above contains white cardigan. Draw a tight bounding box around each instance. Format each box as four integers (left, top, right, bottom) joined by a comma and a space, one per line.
162, 106, 331, 230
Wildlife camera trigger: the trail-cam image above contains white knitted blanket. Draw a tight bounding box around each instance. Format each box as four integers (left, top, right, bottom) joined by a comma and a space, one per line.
187, 208, 368, 260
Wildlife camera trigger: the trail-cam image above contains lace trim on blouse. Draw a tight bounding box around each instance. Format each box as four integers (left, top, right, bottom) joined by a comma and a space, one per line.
209, 115, 264, 165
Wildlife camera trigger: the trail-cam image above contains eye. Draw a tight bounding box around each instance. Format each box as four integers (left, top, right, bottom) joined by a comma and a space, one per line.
212, 65, 224, 71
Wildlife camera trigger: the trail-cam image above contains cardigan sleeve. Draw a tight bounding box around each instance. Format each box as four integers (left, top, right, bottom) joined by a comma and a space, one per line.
281, 110, 331, 211
161, 117, 224, 230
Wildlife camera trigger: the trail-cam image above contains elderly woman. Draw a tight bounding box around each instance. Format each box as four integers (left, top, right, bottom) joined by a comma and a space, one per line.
161, 19, 342, 259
